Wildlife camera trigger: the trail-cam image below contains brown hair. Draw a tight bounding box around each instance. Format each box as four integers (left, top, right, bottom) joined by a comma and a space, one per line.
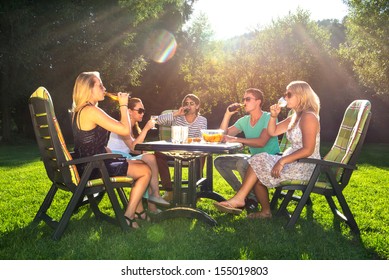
128, 97, 142, 136
245, 88, 264, 108
182, 94, 201, 115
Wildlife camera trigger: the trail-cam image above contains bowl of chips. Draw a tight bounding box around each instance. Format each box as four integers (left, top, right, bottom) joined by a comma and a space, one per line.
201, 129, 224, 143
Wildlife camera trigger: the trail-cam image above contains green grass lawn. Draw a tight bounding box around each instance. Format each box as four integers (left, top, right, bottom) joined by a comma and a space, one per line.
0, 142, 388, 260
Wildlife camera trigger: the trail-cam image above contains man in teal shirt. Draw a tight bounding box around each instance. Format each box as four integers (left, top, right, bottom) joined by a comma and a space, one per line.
215, 88, 280, 212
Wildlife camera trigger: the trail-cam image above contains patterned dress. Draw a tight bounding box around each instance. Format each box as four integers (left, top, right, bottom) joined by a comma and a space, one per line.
248, 112, 320, 188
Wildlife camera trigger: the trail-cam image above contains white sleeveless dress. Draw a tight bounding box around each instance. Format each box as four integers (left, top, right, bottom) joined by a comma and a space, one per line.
248, 113, 321, 188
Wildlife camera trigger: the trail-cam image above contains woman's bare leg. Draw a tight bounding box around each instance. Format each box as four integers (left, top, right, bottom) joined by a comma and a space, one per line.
124, 160, 151, 228
249, 181, 271, 217
140, 153, 164, 212
219, 166, 259, 208
140, 153, 160, 196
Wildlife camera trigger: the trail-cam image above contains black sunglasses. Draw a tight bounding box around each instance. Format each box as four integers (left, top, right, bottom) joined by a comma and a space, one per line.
284, 92, 293, 98
133, 108, 145, 114
241, 97, 258, 102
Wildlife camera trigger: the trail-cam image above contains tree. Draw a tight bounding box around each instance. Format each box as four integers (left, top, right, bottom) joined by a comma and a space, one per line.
340, 0, 389, 95
181, 10, 335, 122
0, 0, 196, 142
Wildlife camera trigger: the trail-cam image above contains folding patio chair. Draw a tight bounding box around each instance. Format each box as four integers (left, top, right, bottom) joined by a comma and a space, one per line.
29, 87, 134, 240
271, 100, 371, 234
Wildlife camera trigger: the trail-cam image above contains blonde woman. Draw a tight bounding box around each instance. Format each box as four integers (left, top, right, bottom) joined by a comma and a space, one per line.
214, 81, 321, 219
72, 71, 150, 229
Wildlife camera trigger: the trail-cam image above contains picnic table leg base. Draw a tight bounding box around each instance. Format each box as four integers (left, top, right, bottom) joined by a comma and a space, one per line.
151, 207, 217, 226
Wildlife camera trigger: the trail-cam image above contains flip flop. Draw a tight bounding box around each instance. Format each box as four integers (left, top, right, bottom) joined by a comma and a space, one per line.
214, 202, 243, 215
148, 195, 170, 207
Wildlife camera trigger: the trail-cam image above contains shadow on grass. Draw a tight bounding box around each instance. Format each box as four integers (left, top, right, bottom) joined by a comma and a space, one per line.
357, 144, 389, 168
0, 202, 382, 260
0, 142, 40, 167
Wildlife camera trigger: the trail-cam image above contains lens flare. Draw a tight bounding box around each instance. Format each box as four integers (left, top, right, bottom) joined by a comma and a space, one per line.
144, 29, 177, 63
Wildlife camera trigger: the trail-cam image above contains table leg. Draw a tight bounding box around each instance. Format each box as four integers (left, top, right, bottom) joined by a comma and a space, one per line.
172, 158, 182, 206
196, 155, 226, 202
154, 155, 217, 226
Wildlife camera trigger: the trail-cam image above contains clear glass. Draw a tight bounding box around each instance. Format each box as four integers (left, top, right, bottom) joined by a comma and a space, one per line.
278, 97, 287, 108
150, 115, 158, 129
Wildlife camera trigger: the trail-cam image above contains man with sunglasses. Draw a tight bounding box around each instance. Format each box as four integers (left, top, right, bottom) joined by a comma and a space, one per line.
155, 94, 208, 201
214, 88, 280, 212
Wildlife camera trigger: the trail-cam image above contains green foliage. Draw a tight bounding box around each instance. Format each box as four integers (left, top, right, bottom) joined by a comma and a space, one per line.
340, 0, 389, 95
1, 1, 388, 144
119, 0, 195, 26
0, 0, 196, 143
180, 9, 335, 115
0, 143, 388, 259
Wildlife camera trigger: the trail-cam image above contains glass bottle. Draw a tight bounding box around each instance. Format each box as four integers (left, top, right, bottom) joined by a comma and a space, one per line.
105, 92, 131, 101
228, 103, 244, 112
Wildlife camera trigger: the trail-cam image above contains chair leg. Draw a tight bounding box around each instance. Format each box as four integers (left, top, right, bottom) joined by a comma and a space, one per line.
52, 184, 88, 240
270, 188, 282, 210
284, 182, 317, 229
271, 188, 313, 212
275, 190, 294, 218
117, 187, 129, 207
104, 186, 129, 230
32, 183, 59, 229
86, 193, 106, 220
331, 191, 360, 234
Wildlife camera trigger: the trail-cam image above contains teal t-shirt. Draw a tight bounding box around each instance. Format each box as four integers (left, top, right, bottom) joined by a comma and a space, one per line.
233, 112, 280, 155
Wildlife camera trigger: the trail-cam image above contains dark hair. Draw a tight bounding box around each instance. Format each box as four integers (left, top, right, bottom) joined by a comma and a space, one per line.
128, 97, 142, 136
181, 94, 200, 106
182, 94, 200, 115
245, 88, 264, 108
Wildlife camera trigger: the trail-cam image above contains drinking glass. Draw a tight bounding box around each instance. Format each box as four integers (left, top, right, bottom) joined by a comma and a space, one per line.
150, 115, 158, 129
278, 97, 287, 108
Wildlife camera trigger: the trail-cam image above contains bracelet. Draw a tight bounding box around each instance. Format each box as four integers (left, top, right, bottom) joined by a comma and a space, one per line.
270, 115, 277, 118
120, 104, 128, 107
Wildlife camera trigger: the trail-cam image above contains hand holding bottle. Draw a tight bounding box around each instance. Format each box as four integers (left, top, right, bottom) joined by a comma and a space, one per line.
227, 103, 244, 113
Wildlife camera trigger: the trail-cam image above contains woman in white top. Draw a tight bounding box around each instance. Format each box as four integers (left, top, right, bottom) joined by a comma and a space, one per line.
107, 98, 169, 215
214, 81, 321, 219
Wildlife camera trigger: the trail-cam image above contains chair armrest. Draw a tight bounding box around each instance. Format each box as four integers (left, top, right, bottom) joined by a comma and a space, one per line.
62, 153, 124, 167
298, 158, 356, 170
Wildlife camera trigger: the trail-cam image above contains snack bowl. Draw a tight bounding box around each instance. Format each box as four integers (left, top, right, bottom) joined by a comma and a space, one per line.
201, 129, 224, 143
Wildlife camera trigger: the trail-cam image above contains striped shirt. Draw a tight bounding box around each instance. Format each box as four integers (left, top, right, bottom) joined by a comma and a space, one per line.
157, 112, 207, 138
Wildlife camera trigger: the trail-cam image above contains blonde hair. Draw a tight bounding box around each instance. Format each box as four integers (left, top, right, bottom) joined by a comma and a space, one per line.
287, 81, 320, 129
72, 71, 100, 113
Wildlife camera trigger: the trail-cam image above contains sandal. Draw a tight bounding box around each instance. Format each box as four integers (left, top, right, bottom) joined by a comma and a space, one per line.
124, 216, 140, 229
214, 202, 243, 215
135, 210, 151, 222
